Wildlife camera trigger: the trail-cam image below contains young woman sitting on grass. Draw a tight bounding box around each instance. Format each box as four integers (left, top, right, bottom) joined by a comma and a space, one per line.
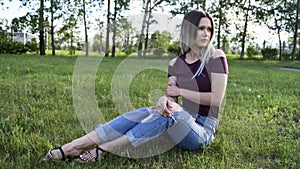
40, 9, 228, 163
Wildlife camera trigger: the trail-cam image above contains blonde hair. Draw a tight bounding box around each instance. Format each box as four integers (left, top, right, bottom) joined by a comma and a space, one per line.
192, 43, 215, 79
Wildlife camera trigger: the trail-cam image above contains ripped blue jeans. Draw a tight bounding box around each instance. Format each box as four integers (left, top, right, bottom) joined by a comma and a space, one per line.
94, 107, 218, 150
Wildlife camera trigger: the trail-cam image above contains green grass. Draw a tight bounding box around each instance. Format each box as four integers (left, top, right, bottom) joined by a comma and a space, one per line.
0, 54, 299, 169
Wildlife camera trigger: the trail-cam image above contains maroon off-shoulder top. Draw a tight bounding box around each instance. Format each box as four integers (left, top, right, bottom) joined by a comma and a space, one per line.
168, 53, 229, 118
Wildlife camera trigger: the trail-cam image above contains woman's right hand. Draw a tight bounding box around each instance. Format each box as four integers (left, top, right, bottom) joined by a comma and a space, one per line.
156, 96, 182, 117
156, 96, 173, 117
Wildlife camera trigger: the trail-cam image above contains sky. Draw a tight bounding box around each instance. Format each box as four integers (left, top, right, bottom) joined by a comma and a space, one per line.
0, 0, 29, 22
0, 0, 290, 48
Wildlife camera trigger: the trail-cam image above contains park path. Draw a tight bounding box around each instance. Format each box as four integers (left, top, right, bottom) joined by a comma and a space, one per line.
277, 67, 300, 72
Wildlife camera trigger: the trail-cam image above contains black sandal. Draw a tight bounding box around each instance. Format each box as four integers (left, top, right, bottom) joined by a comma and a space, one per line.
39, 147, 77, 163
78, 146, 107, 163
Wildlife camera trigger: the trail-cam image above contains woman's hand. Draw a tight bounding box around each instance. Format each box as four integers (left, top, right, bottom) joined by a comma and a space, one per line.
156, 96, 172, 116
167, 100, 182, 112
166, 83, 181, 97
156, 96, 182, 117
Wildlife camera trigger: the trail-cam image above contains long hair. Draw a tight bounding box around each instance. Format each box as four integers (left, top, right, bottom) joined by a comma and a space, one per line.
180, 10, 216, 79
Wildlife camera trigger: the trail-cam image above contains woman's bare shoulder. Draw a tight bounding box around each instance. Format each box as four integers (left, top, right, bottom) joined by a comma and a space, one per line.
213, 49, 226, 59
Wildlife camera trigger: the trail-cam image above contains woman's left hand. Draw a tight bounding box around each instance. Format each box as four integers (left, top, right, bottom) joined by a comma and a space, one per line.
166, 83, 181, 97
167, 101, 183, 112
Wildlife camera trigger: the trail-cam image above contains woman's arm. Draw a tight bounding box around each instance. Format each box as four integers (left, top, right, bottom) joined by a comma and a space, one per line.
178, 73, 227, 106
155, 58, 182, 116
166, 76, 178, 103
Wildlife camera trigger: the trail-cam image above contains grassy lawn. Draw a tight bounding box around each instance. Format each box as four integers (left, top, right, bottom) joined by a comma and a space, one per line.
0, 54, 299, 169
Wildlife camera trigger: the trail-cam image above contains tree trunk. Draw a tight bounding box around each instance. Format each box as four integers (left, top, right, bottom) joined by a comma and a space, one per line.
239, 0, 250, 60
111, 0, 117, 58
11, 27, 14, 41
143, 1, 152, 58
217, 13, 221, 49
100, 32, 103, 53
39, 0, 45, 55
70, 30, 74, 55
291, 0, 299, 61
138, 0, 150, 59
83, 0, 88, 57
283, 41, 285, 53
298, 37, 300, 60
274, 17, 282, 61
50, 0, 55, 56
217, 0, 224, 49
202, 0, 206, 11
105, 0, 111, 57
278, 39, 282, 61
143, 33, 149, 57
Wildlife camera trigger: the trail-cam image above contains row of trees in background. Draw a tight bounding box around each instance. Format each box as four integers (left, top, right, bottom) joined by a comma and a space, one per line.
0, 0, 299, 61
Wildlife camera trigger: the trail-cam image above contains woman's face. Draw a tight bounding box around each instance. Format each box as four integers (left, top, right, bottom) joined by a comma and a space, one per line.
194, 17, 212, 48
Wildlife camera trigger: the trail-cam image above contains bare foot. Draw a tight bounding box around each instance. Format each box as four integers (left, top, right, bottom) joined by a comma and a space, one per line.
77, 147, 106, 163
39, 146, 82, 163
39, 147, 66, 163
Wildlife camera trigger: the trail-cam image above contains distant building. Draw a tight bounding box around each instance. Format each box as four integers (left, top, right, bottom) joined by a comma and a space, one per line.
13, 32, 38, 45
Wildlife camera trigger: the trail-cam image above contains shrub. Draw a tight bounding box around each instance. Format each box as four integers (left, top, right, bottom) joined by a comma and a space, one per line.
116, 52, 127, 57
10, 41, 28, 54
0, 30, 28, 54
123, 46, 136, 55
261, 47, 278, 60
152, 48, 165, 57
26, 39, 38, 52
68, 46, 76, 55
282, 51, 291, 61
0, 40, 28, 54
246, 45, 257, 59
167, 42, 181, 56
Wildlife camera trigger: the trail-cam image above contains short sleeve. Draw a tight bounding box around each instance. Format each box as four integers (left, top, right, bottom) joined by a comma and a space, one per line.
168, 58, 178, 77
168, 64, 175, 77
209, 57, 229, 74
